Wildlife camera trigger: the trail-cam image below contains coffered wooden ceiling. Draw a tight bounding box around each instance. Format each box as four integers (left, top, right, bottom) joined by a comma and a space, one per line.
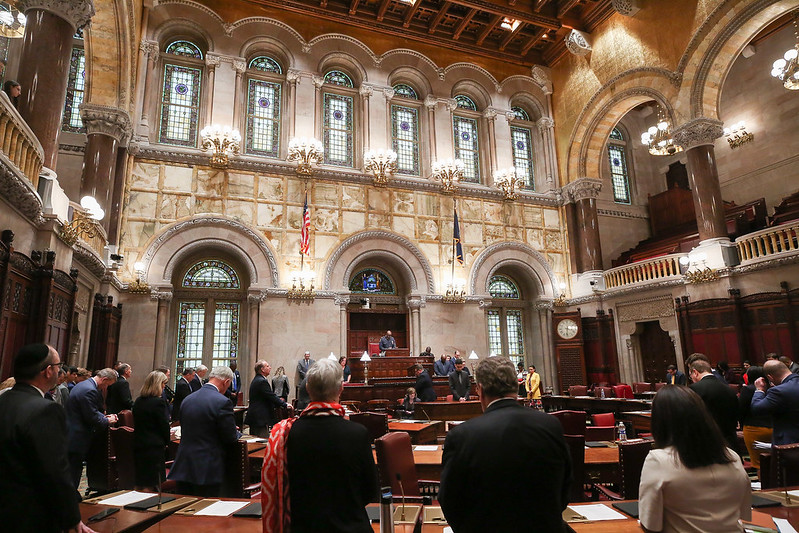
232, 0, 615, 67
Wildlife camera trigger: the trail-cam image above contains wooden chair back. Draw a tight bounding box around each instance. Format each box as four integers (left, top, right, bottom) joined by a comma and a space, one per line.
776, 443, 799, 487
350, 411, 389, 442
594, 386, 613, 399
550, 410, 586, 437
618, 440, 653, 499
375, 431, 420, 496
117, 409, 134, 428
632, 382, 653, 394
564, 434, 586, 502
110, 426, 136, 489
568, 385, 588, 396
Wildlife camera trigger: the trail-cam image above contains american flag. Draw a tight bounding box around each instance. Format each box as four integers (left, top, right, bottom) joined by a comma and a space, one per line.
300, 193, 310, 255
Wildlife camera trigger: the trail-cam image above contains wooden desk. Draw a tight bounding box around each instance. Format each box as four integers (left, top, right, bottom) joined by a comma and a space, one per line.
620, 411, 652, 437
80, 493, 196, 533
416, 401, 483, 421
584, 445, 619, 485
341, 378, 472, 404
542, 396, 651, 416
142, 499, 260, 532
388, 420, 443, 444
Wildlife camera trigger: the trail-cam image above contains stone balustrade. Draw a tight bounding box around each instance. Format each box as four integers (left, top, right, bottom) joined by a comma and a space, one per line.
603, 253, 686, 289
0, 92, 44, 188
736, 222, 799, 264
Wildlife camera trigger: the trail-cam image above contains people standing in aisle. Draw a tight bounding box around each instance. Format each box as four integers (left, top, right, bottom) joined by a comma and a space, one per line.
191, 365, 208, 392
272, 366, 290, 402
414, 364, 436, 402
132, 371, 170, 490
245, 360, 289, 438
750, 359, 799, 445
434, 353, 454, 376
525, 365, 542, 409
297, 351, 314, 382
448, 358, 471, 401
688, 355, 739, 451
106, 363, 134, 414
172, 367, 195, 422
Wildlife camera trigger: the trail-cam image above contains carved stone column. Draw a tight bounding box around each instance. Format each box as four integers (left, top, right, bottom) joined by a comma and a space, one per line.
248, 293, 261, 375
107, 146, 128, 247
151, 290, 173, 370
78, 104, 132, 232
137, 40, 159, 139
312, 75, 325, 137
407, 296, 425, 356
359, 84, 373, 157
205, 54, 220, 124
336, 294, 349, 359
483, 108, 498, 179
286, 70, 300, 139
672, 118, 728, 242
424, 96, 438, 163
534, 300, 556, 392
563, 178, 603, 272
17, 0, 95, 171
231, 59, 246, 129
537, 116, 556, 190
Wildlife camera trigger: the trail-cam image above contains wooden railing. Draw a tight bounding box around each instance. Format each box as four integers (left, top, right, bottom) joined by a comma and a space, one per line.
603, 253, 686, 289
0, 93, 43, 188
736, 222, 799, 264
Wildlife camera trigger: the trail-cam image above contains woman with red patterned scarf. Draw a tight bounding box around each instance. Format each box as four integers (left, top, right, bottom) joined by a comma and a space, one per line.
262, 358, 378, 532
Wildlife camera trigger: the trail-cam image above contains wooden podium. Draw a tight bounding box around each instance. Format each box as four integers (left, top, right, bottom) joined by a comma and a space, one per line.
384, 348, 410, 357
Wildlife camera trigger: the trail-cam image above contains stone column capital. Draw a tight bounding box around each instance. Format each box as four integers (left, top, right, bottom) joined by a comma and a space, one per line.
672, 117, 724, 150
312, 75, 325, 89
334, 294, 350, 306
140, 39, 159, 61
537, 116, 555, 132
423, 95, 438, 109
530, 65, 553, 95
444, 98, 458, 112
611, 0, 640, 16
18, 0, 95, 30
286, 69, 301, 84
406, 296, 426, 310
382, 87, 395, 101
359, 84, 374, 98
150, 289, 173, 302
562, 177, 602, 203
482, 107, 499, 121
534, 300, 554, 311
232, 59, 247, 74
205, 53, 222, 69
565, 29, 592, 56
79, 103, 133, 144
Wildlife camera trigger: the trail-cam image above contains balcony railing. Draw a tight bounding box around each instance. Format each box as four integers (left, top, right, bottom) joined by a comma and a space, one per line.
736, 222, 799, 265
0, 92, 43, 188
603, 253, 686, 289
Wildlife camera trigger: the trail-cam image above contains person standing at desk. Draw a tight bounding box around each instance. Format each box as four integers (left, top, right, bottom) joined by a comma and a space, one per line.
440, 356, 571, 532
750, 359, 799, 445
665, 364, 686, 385
414, 364, 436, 402
448, 358, 471, 401
688, 357, 739, 451
379, 330, 396, 352
525, 365, 542, 409
106, 362, 134, 414
434, 353, 453, 376
245, 360, 289, 438
132, 370, 170, 490
296, 351, 314, 381
0, 344, 95, 533
190, 364, 208, 392
172, 366, 195, 422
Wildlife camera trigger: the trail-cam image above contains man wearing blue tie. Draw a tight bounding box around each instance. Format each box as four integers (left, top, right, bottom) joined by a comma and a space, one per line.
226, 361, 241, 403
297, 351, 315, 382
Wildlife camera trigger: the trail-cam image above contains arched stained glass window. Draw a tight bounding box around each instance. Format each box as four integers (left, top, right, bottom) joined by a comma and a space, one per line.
511, 126, 534, 189
324, 70, 353, 88
323, 93, 354, 167
608, 127, 631, 204
455, 94, 477, 111
453, 116, 480, 182
511, 106, 529, 121
249, 56, 282, 74
488, 275, 520, 299
610, 127, 624, 141
245, 79, 281, 157
392, 104, 420, 175
62, 47, 86, 133
182, 259, 240, 289
166, 40, 203, 59
393, 83, 418, 99
349, 268, 396, 294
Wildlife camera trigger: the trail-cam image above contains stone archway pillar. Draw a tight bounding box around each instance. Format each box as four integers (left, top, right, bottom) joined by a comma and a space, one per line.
533, 300, 556, 393
152, 289, 172, 369
407, 296, 425, 356
563, 178, 604, 296
336, 295, 349, 359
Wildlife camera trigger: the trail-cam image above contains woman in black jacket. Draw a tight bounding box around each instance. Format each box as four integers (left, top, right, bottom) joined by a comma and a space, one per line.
132, 370, 171, 490
739, 365, 773, 471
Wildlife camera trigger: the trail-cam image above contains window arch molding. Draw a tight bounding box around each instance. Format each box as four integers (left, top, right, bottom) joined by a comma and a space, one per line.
239, 36, 293, 73
242, 52, 286, 158
317, 53, 367, 87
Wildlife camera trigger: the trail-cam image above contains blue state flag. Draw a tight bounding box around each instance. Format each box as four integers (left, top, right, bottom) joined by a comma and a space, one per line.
453, 208, 464, 265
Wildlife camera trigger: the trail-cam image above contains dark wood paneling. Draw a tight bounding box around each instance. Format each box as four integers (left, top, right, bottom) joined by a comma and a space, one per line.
87, 294, 123, 371
637, 321, 676, 383
582, 311, 618, 385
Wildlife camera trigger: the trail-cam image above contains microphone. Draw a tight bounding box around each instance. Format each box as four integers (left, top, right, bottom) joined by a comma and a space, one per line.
157, 469, 163, 511
396, 473, 406, 521
420, 407, 431, 422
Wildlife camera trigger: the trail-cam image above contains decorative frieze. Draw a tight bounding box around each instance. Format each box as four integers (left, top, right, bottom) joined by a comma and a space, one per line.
79, 103, 132, 144
616, 295, 675, 323
565, 29, 592, 56
672, 117, 724, 150
18, 0, 95, 30
562, 178, 602, 203
611, 0, 640, 17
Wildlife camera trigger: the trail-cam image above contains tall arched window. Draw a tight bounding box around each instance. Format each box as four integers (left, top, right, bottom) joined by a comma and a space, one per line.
486, 275, 525, 367
510, 106, 535, 189
244, 55, 283, 158
453, 95, 481, 182
175, 259, 243, 375
158, 40, 204, 147
608, 126, 631, 204
322, 69, 356, 168
391, 83, 420, 176
62, 32, 86, 133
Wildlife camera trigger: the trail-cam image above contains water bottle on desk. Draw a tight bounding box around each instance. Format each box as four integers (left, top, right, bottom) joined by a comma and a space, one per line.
617, 421, 627, 442
600, 388, 606, 399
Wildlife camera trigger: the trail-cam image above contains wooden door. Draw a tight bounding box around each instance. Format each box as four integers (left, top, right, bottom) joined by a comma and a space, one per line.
637, 321, 676, 383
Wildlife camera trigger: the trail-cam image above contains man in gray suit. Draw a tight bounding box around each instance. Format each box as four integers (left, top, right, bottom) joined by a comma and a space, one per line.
448, 358, 471, 401
297, 351, 314, 381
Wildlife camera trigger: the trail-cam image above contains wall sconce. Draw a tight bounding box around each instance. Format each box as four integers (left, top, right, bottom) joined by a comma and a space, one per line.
468, 350, 479, 374
679, 254, 719, 284
128, 261, 151, 294
0, 3, 27, 39
287, 137, 324, 178
723, 121, 754, 149
360, 351, 371, 384
288, 270, 316, 300
443, 277, 467, 304
59, 196, 104, 246
363, 148, 397, 187
431, 159, 464, 193
200, 125, 241, 167
493, 167, 523, 200
554, 281, 567, 306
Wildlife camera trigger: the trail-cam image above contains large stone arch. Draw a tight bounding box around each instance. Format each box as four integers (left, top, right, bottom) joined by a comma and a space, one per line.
565, 70, 680, 181
84, 0, 137, 111
675, 0, 799, 121
139, 215, 279, 290
469, 241, 558, 299
324, 230, 435, 293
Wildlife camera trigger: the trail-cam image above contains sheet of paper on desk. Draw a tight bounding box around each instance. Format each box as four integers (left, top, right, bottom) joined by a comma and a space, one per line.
414, 445, 439, 451
443, 528, 453, 533
789, 490, 799, 498
754, 441, 772, 450
567, 504, 627, 521
773, 517, 798, 533
194, 501, 249, 516
99, 491, 156, 506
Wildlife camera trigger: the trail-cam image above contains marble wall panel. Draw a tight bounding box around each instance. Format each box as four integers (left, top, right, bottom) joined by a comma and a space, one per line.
195, 196, 224, 213
484, 224, 505, 245
368, 188, 391, 212
314, 208, 339, 233
342, 186, 366, 210
418, 243, 440, 267
196, 169, 226, 197
163, 166, 194, 192
544, 230, 563, 251
342, 211, 366, 234
160, 194, 192, 220
258, 203, 285, 228
258, 175, 284, 201
483, 202, 502, 224
228, 172, 256, 198
368, 212, 391, 228
415, 192, 439, 217
130, 162, 160, 189
120, 220, 157, 249
462, 222, 483, 245
315, 234, 339, 261
286, 205, 304, 230
417, 218, 439, 242
527, 229, 544, 248
440, 196, 454, 217
126, 191, 158, 218
547, 253, 564, 273
392, 215, 415, 236
227, 200, 255, 225
460, 199, 483, 221
506, 226, 524, 242
262, 230, 283, 255
543, 208, 560, 229
394, 191, 414, 214
314, 183, 339, 207
286, 179, 305, 204
524, 206, 543, 228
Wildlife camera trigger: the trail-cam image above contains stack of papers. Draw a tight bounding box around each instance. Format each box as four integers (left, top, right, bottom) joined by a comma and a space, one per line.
566, 504, 627, 521
98, 491, 156, 507
195, 501, 249, 517
413, 445, 438, 452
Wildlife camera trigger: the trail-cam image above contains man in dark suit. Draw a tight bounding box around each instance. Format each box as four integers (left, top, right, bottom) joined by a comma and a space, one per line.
434, 353, 454, 376
751, 359, 799, 445
296, 351, 314, 382
172, 366, 195, 422
168, 366, 241, 496
0, 344, 94, 533
414, 363, 436, 402
66, 367, 118, 487
225, 361, 241, 402
244, 360, 288, 437
190, 364, 208, 392
665, 364, 686, 386
448, 358, 471, 401
379, 330, 397, 351
262, 358, 378, 531
440, 356, 571, 532
156, 365, 175, 418
688, 357, 739, 450
106, 362, 134, 414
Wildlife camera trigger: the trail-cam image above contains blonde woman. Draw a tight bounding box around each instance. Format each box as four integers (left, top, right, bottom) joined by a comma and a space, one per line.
272, 366, 290, 402
132, 370, 170, 490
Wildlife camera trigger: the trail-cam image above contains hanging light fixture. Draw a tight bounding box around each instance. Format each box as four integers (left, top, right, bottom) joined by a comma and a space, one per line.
363, 148, 397, 187
493, 167, 523, 200
0, 3, 26, 39
287, 137, 324, 177
200, 125, 241, 167
431, 159, 464, 193
640, 108, 683, 156
771, 14, 799, 90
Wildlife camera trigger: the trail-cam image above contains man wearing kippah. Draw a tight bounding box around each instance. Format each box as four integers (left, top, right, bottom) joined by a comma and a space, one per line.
0, 343, 96, 532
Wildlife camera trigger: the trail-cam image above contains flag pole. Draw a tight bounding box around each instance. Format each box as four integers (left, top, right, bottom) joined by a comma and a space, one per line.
301, 183, 307, 272
451, 199, 456, 283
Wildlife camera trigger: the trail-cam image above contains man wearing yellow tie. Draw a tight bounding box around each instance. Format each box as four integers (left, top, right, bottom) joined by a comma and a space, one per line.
666, 364, 686, 385
525, 365, 542, 409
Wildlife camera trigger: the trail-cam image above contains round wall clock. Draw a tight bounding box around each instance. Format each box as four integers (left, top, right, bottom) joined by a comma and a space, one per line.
556, 318, 579, 340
